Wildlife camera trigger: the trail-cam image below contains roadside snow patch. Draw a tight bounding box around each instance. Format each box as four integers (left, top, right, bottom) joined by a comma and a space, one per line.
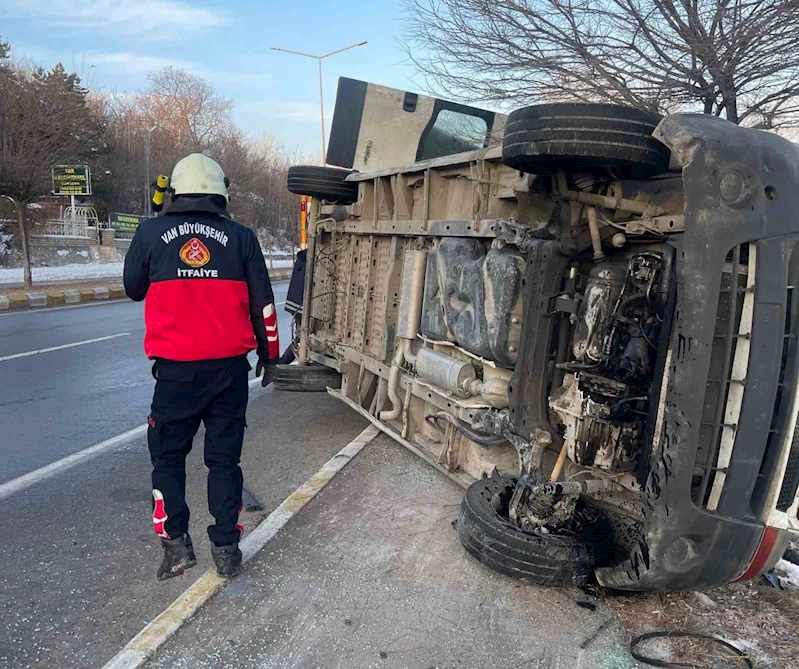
263, 258, 295, 269
0, 252, 290, 285
774, 559, 799, 590
0, 262, 125, 285
259, 248, 296, 270
0, 232, 12, 257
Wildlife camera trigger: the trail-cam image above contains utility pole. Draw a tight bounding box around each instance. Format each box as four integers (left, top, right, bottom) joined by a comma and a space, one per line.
271, 41, 367, 165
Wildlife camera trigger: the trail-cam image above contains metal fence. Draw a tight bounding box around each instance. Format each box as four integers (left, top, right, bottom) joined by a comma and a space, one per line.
33, 219, 93, 238
32, 206, 100, 239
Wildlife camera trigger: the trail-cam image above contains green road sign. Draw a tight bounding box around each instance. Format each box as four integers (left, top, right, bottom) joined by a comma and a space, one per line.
109, 213, 150, 236
52, 165, 92, 196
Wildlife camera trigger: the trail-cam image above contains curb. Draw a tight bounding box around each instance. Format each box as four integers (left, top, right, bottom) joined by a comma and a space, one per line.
0, 284, 124, 311
64, 290, 81, 304
0, 269, 292, 311
101, 424, 380, 669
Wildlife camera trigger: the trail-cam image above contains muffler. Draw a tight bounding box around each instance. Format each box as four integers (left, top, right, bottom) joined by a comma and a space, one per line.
380, 250, 427, 421
415, 348, 510, 408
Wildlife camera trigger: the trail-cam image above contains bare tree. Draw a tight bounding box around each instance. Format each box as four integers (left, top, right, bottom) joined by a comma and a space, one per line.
99, 71, 304, 244
226, 136, 303, 249
403, 0, 799, 129
137, 68, 234, 152
101, 68, 236, 215
0, 61, 104, 286
0, 48, 306, 279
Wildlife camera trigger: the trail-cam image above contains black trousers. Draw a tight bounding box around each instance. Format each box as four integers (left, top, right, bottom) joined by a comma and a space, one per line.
148, 355, 250, 546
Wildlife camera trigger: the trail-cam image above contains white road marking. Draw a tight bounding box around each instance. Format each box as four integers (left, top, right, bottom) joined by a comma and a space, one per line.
0, 279, 290, 318
101, 425, 380, 669
0, 333, 130, 362
2, 300, 290, 319
0, 300, 131, 318
0, 424, 147, 503
0, 376, 264, 501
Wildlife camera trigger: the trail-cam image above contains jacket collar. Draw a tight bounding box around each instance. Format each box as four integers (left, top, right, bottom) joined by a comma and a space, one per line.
166, 195, 229, 217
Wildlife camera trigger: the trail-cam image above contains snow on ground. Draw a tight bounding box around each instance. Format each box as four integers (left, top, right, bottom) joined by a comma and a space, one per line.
0, 231, 13, 258
0, 263, 125, 285
774, 558, 799, 590
0, 256, 294, 286
264, 258, 295, 270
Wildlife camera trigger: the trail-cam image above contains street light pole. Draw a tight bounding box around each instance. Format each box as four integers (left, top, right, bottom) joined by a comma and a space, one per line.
318, 58, 325, 164
145, 125, 157, 214
271, 41, 367, 165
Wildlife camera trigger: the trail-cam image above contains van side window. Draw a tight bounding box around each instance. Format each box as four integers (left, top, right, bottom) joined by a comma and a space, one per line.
418, 109, 489, 160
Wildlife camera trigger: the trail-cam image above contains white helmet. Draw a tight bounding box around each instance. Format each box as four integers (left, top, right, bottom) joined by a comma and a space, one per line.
170, 153, 229, 201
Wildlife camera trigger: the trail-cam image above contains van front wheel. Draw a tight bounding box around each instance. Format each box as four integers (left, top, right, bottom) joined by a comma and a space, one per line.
501, 103, 670, 177
457, 475, 595, 587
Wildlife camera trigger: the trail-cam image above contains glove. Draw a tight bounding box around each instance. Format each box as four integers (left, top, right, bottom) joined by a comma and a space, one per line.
256, 359, 279, 387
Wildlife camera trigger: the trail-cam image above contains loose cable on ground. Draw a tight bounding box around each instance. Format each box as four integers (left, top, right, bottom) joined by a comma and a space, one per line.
630, 630, 754, 668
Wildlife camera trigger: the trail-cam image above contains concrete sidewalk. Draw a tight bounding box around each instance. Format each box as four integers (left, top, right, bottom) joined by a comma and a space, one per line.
145, 436, 636, 669
0, 269, 291, 310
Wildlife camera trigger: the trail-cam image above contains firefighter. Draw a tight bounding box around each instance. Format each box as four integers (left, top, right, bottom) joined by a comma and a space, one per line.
123, 153, 279, 580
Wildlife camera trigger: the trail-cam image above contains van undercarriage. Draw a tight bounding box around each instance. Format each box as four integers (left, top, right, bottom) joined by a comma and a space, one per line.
289, 96, 799, 592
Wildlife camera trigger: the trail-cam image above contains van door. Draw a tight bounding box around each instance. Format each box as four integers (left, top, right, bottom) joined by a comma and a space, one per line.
326, 78, 505, 172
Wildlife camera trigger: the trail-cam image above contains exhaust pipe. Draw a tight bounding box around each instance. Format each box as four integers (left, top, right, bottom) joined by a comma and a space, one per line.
380, 250, 428, 421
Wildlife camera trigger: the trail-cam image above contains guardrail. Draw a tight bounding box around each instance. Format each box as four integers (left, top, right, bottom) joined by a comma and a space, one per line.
265, 254, 295, 269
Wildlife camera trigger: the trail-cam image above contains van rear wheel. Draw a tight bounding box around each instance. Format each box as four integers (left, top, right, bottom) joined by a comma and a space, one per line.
457, 475, 595, 587
287, 166, 359, 204
501, 103, 670, 177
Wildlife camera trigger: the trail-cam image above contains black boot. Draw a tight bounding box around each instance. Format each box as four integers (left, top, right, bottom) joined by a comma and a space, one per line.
278, 346, 296, 366
211, 543, 242, 578
157, 533, 197, 581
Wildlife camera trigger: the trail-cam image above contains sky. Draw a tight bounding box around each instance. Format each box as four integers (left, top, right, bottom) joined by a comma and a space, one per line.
1, 0, 422, 158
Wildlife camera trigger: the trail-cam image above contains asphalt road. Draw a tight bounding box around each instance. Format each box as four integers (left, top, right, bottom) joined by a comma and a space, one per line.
0, 286, 368, 668
0, 282, 290, 484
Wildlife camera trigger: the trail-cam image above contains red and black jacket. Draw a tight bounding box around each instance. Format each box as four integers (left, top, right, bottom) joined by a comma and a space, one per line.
123, 197, 279, 363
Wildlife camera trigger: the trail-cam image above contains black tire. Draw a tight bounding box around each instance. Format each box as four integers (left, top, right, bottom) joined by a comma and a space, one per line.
502, 103, 670, 176
272, 363, 342, 392
287, 166, 358, 204
457, 475, 594, 587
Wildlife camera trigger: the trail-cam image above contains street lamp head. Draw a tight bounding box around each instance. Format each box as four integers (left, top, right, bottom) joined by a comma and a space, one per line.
271, 46, 318, 59
271, 39, 368, 165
